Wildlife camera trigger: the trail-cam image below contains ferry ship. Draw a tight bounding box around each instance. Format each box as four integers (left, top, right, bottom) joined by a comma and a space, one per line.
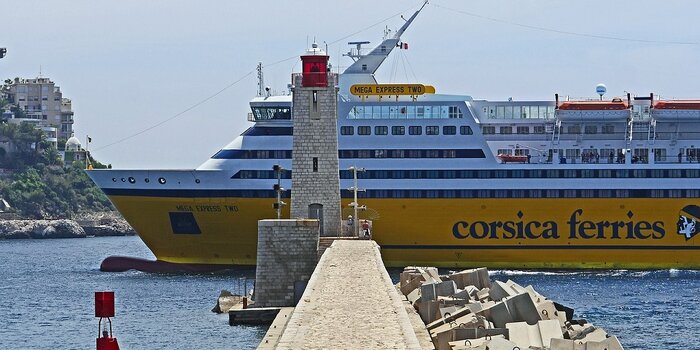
88, 5, 700, 269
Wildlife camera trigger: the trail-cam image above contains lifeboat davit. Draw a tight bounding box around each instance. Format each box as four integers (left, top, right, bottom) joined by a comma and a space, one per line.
497, 154, 529, 163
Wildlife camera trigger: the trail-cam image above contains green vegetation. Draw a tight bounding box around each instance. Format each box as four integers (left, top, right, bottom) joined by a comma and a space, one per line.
0, 122, 114, 219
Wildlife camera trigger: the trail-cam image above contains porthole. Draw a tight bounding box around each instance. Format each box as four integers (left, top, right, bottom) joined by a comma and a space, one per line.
112, 178, 116, 182
195, 179, 201, 184
144, 178, 150, 183
128, 177, 136, 184
158, 177, 166, 184
121, 178, 126, 182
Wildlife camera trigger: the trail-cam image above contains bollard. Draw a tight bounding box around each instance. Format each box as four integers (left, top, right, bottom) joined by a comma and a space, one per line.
95, 291, 120, 350
243, 297, 248, 309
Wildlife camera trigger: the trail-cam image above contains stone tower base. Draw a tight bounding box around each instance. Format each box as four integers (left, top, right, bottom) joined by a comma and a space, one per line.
254, 219, 319, 307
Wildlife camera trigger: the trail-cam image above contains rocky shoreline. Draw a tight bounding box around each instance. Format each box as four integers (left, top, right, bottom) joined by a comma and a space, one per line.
0, 216, 136, 239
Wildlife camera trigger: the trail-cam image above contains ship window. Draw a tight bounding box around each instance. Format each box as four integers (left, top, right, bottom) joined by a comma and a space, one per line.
615, 170, 629, 178
357, 150, 371, 158
581, 170, 595, 178
616, 190, 629, 198
358, 126, 371, 135
687, 190, 700, 197
390, 150, 404, 158
426, 150, 439, 158
511, 170, 525, 178
362, 64, 367, 71
494, 170, 508, 178
448, 106, 463, 118
482, 126, 495, 134
459, 170, 474, 178
504, 106, 513, 118
585, 125, 597, 134
169, 212, 201, 235
534, 126, 545, 134
633, 170, 647, 178
444, 190, 457, 198
477, 190, 490, 198
494, 190, 509, 198
340, 126, 354, 135
546, 170, 559, 178
426, 126, 439, 135
516, 126, 529, 134
488, 107, 496, 118
669, 190, 683, 198
668, 169, 682, 178
529, 190, 542, 198
496, 106, 505, 118
443, 170, 456, 178
545, 190, 559, 198
498, 149, 512, 156
460, 126, 473, 135
443, 150, 456, 158
443, 126, 456, 135
602, 125, 615, 134
563, 190, 577, 198
409, 126, 422, 135
375, 126, 388, 135
374, 150, 386, 158
650, 189, 665, 198
426, 170, 439, 178
392, 126, 405, 135
567, 125, 581, 134
650, 169, 664, 178
686, 169, 700, 177
459, 190, 473, 198
563, 170, 577, 178
499, 126, 512, 134
653, 149, 667, 162
598, 170, 611, 178
250, 106, 291, 121
599, 190, 612, 197
408, 150, 422, 158
478, 170, 490, 179
581, 190, 595, 198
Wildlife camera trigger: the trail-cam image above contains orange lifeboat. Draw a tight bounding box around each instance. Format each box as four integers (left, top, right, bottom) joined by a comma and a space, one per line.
497, 154, 529, 163
653, 100, 700, 110
558, 100, 628, 110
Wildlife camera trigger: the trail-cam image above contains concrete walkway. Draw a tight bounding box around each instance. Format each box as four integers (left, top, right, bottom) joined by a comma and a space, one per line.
273, 240, 427, 349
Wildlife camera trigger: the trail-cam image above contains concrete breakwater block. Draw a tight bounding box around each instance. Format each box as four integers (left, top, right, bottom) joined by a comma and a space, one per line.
398, 266, 625, 350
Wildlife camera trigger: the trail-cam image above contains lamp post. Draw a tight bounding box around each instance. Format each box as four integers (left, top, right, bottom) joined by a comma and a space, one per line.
272, 164, 286, 219
348, 166, 366, 237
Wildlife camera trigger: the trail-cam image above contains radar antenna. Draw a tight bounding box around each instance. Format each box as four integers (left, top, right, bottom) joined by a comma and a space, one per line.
256, 62, 264, 97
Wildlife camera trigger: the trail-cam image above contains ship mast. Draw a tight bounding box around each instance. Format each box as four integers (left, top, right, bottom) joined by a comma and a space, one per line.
256, 62, 264, 97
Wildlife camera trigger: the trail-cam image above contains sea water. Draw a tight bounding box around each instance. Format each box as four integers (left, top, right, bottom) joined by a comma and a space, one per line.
1, 236, 699, 349
0, 236, 264, 350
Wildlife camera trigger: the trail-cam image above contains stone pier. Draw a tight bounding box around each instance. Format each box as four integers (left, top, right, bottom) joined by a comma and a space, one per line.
264, 240, 430, 349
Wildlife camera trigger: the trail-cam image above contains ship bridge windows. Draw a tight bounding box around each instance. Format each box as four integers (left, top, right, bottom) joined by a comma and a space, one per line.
499, 126, 513, 134
460, 126, 473, 135
250, 107, 291, 121
347, 105, 463, 119
486, 105, 555, 119
426, 126, 439, 135
375, 126, 388, 135
602, 125, 615, 134
409, 126, 422, 135
516, 126, 529, 134
533, 126, 546, 134
341, 126, 354, 135
482, 126, 496, 134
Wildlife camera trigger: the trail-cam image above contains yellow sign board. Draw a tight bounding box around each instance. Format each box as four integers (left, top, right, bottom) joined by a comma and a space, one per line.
350, 84, 436, 96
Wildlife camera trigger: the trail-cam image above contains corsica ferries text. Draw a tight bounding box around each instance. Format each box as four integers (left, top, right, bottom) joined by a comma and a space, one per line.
452, 209, 665, 240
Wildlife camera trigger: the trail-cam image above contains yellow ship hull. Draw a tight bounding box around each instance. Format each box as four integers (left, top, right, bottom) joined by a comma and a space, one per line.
109, 195, 700, 269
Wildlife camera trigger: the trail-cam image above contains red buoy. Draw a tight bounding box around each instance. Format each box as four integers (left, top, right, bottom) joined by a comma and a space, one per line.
95, 291, 120, 350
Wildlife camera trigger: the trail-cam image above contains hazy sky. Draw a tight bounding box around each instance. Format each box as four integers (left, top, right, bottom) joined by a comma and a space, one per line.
2, 0, 698, 168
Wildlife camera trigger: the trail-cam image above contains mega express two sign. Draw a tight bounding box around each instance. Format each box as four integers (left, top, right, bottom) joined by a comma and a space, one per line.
350, 84, 436, 96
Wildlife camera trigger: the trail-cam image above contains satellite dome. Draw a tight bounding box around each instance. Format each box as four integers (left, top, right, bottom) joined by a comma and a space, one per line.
65, 136, 82, 152
596, 83, 607, 97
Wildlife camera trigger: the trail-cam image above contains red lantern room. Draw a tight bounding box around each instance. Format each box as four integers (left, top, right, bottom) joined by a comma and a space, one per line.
301, 42, 329, 87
